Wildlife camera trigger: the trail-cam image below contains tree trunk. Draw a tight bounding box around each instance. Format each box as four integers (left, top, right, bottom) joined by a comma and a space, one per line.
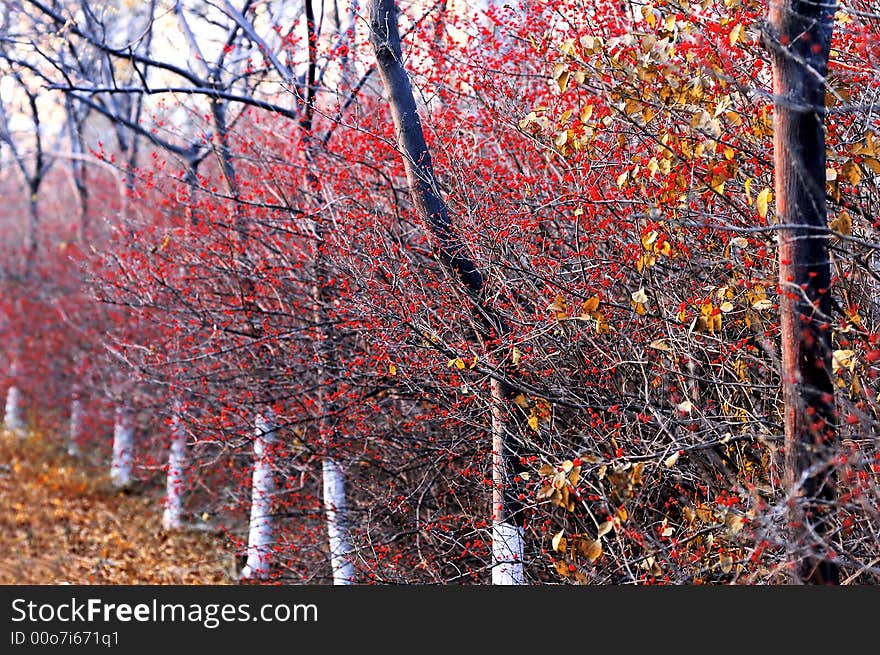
322, 456, 356, 584
767, 0, 839, 584
68, 389, 82, 457
369, 0, 524, 584
4, 388, 23, 435
4, 357, 24, 435
162, 404, 187, 530
240, 410, 277, 580
490, 378, 524, 584
110, 403, 135, 488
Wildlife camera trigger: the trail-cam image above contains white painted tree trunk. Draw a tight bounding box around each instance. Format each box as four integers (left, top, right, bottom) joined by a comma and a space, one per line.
492, 522, 525, 585
4, 357, 24, 435
162, 408, 187, 530
240, 411, 277, 581
490, 378, 525, 585
322, 456, 356, 584
4, 384, 24, 435
110, 404, 134, 488
68, 395, 83, 457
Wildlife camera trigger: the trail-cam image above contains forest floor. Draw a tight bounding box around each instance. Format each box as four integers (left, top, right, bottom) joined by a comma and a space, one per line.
0, 431, 231, 584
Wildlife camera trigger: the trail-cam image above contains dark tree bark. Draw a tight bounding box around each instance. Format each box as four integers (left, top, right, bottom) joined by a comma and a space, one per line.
369, 0, 525, 583
766, 0, 839, 584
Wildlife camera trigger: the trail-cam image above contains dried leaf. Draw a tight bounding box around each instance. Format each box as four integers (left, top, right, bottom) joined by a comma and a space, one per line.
583, 539, 602, 562
552, 530, 566, 552
649, 339, 671, 352
728, 23, 743, 46
829, 211, 852, 236
527, 413, 540, 432
582, 295, 600, 315
725, 512, 745, 534
756, 187, 772, 219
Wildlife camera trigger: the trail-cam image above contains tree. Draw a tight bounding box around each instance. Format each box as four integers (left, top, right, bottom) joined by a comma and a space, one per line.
1, 0, 879, 586
765, 0, 839, 584
369, 0, 525, 584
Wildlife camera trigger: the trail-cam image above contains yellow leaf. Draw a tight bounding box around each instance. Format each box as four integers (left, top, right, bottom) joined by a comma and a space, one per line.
676, 400, 693, 414
554, 559, 571, 577
829, 211, 852, 236
728, 23, 743, 47
864, 158, 880, 174
720, 301, 734, 313
744, 177, 753, 204
616, 171, 629, 188
725, 513, 745, 534
832, 349, 856, 374
664, 451, 681, 467
512, 347, 522, 366
597, 521, 613, 538
513, 393, 530, 409
683, 506, 696, 525
584, 539, 603, 562
552, 530, 566, 552
845, 161, 862, 186
582, 295, 600, 314
695, 504, 714, 523
557, 70, 570, 93
580, 104, 593, 123
527, 412, 540, 432
548, 293, 567, 319
649, 339, 671, 351
631, 288, 649, 304
448, 357, 466, 370
756, 187, 772, 218
388, 363, 397, 376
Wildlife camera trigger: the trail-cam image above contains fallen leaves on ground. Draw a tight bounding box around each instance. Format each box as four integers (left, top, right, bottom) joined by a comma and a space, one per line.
0, 432, 231, 584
